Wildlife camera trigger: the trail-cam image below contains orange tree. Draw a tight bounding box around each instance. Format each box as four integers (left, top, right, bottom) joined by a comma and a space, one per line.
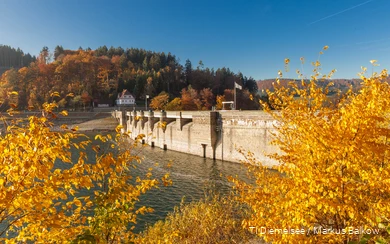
0, 97, 171, 243
232, 47, 390, 243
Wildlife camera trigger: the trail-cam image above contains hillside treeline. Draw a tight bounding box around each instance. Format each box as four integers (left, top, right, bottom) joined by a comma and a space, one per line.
257, 78, 364, 94
0, 45, 259, 110
0, 45, 36, 69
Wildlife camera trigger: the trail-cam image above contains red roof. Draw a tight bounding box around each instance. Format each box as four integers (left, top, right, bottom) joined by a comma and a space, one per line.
118, 89, 133, 98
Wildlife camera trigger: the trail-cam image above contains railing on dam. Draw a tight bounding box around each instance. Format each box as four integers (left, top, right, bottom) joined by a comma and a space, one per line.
112, 109, 279, 166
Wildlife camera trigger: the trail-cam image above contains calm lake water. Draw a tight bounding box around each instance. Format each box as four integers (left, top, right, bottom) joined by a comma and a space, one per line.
74, 132, 251, 233
132, 145, 251, 232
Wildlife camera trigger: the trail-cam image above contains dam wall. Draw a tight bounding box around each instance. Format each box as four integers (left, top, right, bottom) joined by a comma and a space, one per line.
112, 110, 280, 166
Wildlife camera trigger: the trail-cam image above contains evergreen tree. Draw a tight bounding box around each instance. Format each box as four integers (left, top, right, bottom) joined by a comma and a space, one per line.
184, 59, 192, 85
54, 45, 64, 60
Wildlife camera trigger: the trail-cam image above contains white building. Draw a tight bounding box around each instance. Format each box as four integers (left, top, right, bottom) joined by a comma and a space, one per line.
116, 89, 135, 106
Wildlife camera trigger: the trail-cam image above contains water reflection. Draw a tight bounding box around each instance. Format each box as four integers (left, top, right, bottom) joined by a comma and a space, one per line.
132, 145, 250, 232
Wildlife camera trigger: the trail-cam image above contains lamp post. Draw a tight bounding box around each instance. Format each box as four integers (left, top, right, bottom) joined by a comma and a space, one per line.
234, 82, 242, 110
145, 95, 149, 110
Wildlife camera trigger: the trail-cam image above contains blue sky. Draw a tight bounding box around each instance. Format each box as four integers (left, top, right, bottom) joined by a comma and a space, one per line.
0, 0, 389, 80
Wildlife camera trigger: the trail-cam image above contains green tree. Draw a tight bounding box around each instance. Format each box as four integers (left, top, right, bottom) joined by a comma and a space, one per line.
54, 45, 64, 61
149, 54, 161, 71
184, 59, 192, 86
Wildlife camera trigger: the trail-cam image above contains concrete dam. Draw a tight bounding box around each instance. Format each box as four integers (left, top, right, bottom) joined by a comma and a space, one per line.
112, 110, 280, 166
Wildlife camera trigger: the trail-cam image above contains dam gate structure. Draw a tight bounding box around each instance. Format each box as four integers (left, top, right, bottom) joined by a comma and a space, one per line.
112, 110, 279, 166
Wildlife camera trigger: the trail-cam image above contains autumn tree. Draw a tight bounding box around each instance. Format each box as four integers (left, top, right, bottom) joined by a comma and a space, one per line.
233, 48, 390, 243
181, 86, 201, 110
150, 92, 169, 110
81, 91, 92, 109
1, 44, 265, 110
215, 95, 225, 110
136, 194, 255, 243
38, 46, 51, 64
165, 97, 182, 111
0, 100, 171, 243
144, 76, 155, 97
200, 88, 214, 110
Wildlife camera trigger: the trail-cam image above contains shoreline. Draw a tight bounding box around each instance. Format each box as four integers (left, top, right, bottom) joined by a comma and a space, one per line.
0, 114, 118, 134
52, 116, 118, 132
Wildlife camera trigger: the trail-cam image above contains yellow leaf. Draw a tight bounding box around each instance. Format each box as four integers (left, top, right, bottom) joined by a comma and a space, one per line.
74, 199, 81, 207
92, 145, 100, 152
60, 110, 68, 116
95, 134, 102, 140
115, 125, 124, 133
50, 92, 60, 97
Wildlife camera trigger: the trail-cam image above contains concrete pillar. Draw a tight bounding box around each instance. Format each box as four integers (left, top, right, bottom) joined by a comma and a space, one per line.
116, 110, 126, 133
129, 108, 134, 124
148, 110, 155, 130
133, 110, 138, 129
176, 112, 192, 131
139, 110, 146, 129
210, 111, 220, 160
176, 112, 182, 130
126, 112, 131, 133
160, 110, 166, 122
160, 110, 167, 132
201, 144, 207, 158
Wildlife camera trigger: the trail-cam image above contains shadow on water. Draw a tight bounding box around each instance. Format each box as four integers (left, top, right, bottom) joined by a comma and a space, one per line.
131, 144, 251, 233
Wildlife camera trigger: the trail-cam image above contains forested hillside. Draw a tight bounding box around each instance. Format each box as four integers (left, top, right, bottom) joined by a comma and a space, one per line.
0, 45, 259, 110
2, 44, 373, 111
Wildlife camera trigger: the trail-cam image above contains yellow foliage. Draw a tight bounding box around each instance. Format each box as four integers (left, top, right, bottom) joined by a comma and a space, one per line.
215, 95, 225, 110
136, 194, 256, 244
157, 121, 167, 130
0, 104, 169, 243
234, 56, 390, 243
59, 110, 68, 116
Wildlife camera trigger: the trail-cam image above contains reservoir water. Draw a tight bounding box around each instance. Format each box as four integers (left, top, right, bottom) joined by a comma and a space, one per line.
128, 141, 250, 232
77, 132, 251, 233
